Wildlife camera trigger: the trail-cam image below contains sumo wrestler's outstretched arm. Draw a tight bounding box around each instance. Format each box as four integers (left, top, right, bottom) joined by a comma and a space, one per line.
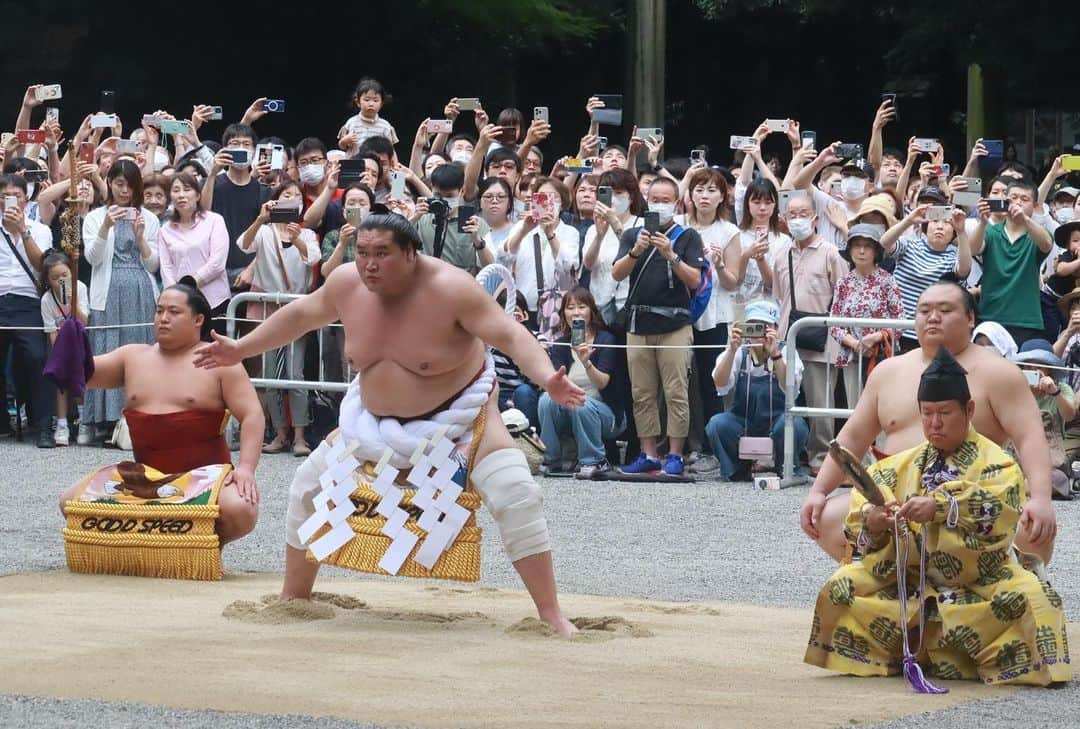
193, 271, 340, 369
800, 357, 888, 539
457, 279, 585, 408
220, 363, 264, 504
86, 345, 132, 390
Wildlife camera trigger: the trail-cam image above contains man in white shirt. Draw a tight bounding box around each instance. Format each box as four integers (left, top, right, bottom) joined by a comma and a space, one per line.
0, 174, 55, 447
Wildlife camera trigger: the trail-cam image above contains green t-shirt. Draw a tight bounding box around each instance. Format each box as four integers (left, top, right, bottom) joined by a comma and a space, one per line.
320, 229, 354, 265
417, 213, 490, 275
978, 222, 1048, 330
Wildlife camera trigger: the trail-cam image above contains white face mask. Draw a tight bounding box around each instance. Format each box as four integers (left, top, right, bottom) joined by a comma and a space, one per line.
611, 193, 631, 215
450, 152, 472, 165
787, 217, 814, 241
1055, 206, 1076, 224
442, 196, 463, 210
513, 199, 527, 215
651, 202, 676, 225
299, 163, 325, 186
840, 177, 865, 201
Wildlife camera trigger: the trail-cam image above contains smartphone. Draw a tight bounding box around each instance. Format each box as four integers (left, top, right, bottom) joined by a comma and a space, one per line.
952, 177, 982, 207
426, 119, 453, 134
119, 207, 138, 221
532, 192, 556, 218
644, 211, 659, 235
597, 136, 608, 151
45, 107, 59, 124
141, 114, 162, 128
765, 119, 789, 133
596, 186, 613, 207
1062, 155, 1080, 172
270, 144, 285, 171
1023, 369, 1040, 387
208, 106, 223, 121
533, 106, 549, 123
913, 138, 940, 153
16, 129, 45, 144
927, 164, 949, 178
3, 195, 16, 211
457, 204, 476, 233
337, 159, 364, 187
160, 120, 191, 136
344, 206, 365, 228
981, 139, 1004, 158
743, 321, 766, 338
262, 99, 286, 113
390, 170, 407, 200
225, 148, 250, 165
987, 198, 1009, 213
456, 98, 481, 111
115, 139, 139, 155
779, 190, 805, 215
730, 135, 756, 150
836, 143, 864, 159
90, 113, 118, 129
881, 92, 897, 119
571, 319, 586, 346
24, 169, 48, 182
0, 133, 13, 148
591, 94, 623, 126
79, 141, 95, 164
268, 198, 301, 223
924, 205, 952, 221
829, 180, 841, 196
637, 127, 663, 140
801, 131, 817, 150
35, 84, 62, 101
690, 149, 706, 164
563, 158, 593, 173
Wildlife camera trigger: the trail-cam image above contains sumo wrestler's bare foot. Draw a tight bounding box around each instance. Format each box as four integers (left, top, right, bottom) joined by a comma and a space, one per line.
513, 551, 579, 636
280, 544, 321, 600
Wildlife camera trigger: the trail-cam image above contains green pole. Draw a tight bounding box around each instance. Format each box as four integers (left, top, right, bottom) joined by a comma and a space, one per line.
966, 63, 984, 151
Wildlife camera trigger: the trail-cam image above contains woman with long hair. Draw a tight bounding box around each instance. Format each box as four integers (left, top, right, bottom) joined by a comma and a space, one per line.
537, 287, 627, 478
723, 178, 790, 307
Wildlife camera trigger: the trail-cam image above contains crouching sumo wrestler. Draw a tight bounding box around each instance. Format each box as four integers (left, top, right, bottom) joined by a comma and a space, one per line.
195, 214, 586, 635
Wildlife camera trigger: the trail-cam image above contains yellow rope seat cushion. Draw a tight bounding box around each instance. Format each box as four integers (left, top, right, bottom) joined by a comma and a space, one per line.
62, 463, 231, 581
306, 408, 487, 582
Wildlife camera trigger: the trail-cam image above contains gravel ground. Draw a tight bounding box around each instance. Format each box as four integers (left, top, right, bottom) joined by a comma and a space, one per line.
2, 439, 1077, 727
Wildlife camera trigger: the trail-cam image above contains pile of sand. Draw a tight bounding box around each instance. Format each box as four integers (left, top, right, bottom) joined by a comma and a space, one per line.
0, 571, 1035, 728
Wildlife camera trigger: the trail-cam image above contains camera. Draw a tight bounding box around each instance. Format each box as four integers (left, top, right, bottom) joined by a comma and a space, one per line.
208, 106, 223, 120
755, 475, 781, 490
428, 198, 450, 220
262, 99, 286, 113
987, 198, 1009, 213
743, 321, 766, 338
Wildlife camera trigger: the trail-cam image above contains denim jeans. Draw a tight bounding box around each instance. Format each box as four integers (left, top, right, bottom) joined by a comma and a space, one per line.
498, 383, 542, 431
538, 393, 623, 466
704, 411, 808, 478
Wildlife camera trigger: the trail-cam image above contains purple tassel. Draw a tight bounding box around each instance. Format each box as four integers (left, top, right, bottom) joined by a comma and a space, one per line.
903, 655, 949, 694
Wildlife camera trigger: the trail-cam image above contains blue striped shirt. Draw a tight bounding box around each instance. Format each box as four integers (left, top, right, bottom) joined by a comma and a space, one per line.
892, 236, 958, 338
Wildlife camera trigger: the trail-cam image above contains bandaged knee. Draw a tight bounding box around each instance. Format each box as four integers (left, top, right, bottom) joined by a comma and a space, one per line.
284, 440, 333, 550
471, 448, 550, 562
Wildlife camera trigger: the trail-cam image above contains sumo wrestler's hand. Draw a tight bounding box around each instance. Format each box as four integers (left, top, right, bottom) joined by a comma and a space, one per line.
545, 366, 586, 408
193, 331, 243, 369
1019, 497, 1057, 548
226, 465, 259, 506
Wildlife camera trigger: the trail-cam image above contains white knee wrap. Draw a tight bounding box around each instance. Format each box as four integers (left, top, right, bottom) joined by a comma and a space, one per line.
471, 448, 550, 562
284, 440, 333, 550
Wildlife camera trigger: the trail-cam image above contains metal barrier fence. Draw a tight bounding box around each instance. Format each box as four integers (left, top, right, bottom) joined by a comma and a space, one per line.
782, 316, 915, 482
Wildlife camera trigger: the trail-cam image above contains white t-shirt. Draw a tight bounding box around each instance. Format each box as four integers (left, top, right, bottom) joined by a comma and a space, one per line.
731, 228, 790, 304
676, 215, 740, 330
713, 344, 804, 397
40, 280, 89, 333
497, 221, 580, 310
241, 225, 319, 295
583, 215, 641, 313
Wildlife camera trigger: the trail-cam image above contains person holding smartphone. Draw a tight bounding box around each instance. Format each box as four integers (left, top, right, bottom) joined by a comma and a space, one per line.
723, 179, 789, 307
238, 180, 319, 457
582, 169, 645, 325
81, 160, 161, 445
537, 287, 626, 478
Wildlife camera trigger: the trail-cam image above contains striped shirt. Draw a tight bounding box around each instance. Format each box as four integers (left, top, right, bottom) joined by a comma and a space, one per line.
892, 236, 958, 338
493, 349, 527, 395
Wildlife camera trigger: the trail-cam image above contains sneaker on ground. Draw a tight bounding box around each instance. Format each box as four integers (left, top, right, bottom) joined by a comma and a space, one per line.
621, 453, 661, 474
76, 424, 93, 446
539, 462, 568, 476
662, 453, 685, 476
54, 423, 70, 446
688, 454, 721, 474
36, 429, 56, 449
577, 460, 612, 479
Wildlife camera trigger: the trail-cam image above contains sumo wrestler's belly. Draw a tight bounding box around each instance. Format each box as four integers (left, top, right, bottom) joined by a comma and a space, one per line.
359, 355, 486, 419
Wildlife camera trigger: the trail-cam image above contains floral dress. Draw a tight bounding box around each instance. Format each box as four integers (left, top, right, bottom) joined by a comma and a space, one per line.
829, 267, 904, 368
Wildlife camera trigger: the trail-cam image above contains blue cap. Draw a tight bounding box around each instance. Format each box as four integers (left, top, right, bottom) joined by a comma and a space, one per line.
744, 299, 780, 325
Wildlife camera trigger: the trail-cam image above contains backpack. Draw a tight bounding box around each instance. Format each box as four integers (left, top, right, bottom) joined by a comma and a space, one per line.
666, 223, 712, 324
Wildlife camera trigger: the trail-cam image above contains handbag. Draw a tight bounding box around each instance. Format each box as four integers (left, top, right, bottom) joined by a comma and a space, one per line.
737, 349, 776, 462
110, 415, 132, 451
787, 247, 829, 352
533, 232, 562, 341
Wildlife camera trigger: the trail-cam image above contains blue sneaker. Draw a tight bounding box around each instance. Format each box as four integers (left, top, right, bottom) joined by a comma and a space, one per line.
662, 453, 685, 476
621, 453, 661, 474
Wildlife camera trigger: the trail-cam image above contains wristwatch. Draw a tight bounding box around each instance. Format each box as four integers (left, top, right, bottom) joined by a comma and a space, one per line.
669, 254, 681, 267
473, 240, 486, 251
628, 248, 643, 259
770, 352, 783, 361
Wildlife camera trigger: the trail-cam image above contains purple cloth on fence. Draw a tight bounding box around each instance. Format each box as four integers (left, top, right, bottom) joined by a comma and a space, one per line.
43, 318, 94, 398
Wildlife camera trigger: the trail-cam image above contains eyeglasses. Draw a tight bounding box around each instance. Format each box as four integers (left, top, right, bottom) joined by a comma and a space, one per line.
298, 157, 326, 166
481, 194, 508, 202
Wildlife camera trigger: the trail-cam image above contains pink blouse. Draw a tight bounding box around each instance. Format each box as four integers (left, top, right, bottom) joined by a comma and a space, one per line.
158, 211, 231, 308
828, 267, 904, 367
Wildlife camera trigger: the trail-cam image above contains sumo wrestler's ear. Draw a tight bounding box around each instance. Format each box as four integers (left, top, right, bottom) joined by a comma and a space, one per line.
966, 399, 975, 420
